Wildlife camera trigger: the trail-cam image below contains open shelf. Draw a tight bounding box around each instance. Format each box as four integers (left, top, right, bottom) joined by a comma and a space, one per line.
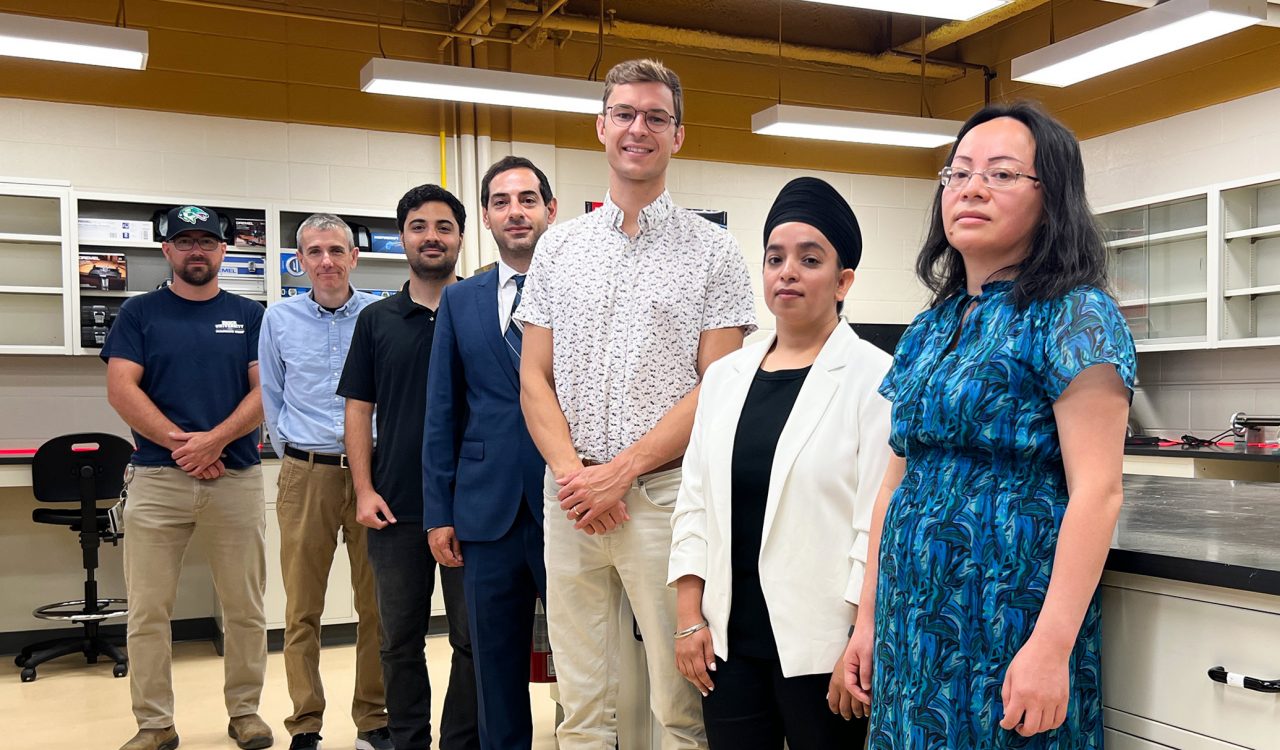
0, 232, 61, 244
78, 289, 147, 298
81, 237, 162, 250
0, 285, 62, 295
1224, 223, 1280, 242
1223, 284, 1280, 298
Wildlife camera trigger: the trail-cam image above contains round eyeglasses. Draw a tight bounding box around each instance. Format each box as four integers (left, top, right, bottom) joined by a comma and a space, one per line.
606, 104, 676, 133
939, 166, 1041, 191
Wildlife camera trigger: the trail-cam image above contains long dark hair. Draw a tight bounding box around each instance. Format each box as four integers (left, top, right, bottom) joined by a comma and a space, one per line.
916, 101, 1107, 309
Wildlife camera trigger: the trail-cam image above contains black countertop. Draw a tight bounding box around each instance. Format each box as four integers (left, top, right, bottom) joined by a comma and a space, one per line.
1124, 443, 1280, 463
1110, 475, 1280, 596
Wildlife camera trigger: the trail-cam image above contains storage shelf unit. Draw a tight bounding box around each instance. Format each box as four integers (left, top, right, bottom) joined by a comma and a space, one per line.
0, 181, 73, 354
1220, 178, 1280, 344
73, 192, 270, 355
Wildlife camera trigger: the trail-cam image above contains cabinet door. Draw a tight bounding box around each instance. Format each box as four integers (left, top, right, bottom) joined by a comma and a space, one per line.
1101, 585, 1280, 748
1104, 729, 1170, 750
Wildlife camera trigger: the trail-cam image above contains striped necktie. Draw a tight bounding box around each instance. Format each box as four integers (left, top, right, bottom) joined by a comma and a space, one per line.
504, 274, 525, 369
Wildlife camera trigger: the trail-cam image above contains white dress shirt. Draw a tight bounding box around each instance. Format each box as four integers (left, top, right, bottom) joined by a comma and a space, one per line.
496, 257, 523, 335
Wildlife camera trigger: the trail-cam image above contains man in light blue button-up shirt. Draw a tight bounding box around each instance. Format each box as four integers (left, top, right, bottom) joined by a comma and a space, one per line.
258, 214, 392, 750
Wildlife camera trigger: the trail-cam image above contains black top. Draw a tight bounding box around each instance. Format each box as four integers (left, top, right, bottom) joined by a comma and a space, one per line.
337, 282, 437, 522
99, 288, 264, 468
727, 365, 811, 658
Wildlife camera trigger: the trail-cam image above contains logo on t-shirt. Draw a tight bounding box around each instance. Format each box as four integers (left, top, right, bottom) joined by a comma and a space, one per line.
215, 319, 245, 335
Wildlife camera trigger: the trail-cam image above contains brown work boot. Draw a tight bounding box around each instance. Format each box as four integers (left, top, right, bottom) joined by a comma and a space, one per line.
118, 726, 179, 750
228, 714, 274, 749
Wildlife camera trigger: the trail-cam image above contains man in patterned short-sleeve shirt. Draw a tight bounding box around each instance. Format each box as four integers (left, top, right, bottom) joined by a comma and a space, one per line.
516, 59, 757, 750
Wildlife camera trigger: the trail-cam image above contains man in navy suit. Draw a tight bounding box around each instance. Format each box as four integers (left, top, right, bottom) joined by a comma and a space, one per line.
423, 155, 558, 750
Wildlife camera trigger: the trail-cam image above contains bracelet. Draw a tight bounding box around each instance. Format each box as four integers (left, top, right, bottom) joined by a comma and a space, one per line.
674, 622, 708, 640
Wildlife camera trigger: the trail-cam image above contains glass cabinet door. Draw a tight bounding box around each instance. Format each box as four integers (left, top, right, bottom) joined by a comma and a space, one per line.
1099, 195, 1208, 346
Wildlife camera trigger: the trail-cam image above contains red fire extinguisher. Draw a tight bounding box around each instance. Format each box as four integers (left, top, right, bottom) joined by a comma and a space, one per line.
530, 599, 556, 683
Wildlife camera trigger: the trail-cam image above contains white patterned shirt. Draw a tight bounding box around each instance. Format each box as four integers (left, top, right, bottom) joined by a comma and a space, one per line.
516, 190, 757, 463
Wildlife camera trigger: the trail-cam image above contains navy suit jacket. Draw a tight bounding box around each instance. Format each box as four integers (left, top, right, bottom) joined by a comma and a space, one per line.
423, 268, 546, 542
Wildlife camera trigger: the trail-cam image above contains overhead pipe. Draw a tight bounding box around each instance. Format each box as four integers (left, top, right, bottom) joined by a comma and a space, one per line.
498, 9, 964, 79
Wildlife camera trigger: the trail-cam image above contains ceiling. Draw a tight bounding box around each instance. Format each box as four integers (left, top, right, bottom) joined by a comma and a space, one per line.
1, 0, 1279, 178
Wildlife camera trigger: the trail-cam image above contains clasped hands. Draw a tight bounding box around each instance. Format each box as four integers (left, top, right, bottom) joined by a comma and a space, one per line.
168, 430, 227, 480
555, 461, 632, 535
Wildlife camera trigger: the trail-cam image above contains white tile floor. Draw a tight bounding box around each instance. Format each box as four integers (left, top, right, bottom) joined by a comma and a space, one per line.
7, 636, 559, 749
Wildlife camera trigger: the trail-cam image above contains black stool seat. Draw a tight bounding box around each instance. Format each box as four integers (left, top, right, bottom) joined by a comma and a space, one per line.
16, 433, 133, 683
33, 507, 113, 531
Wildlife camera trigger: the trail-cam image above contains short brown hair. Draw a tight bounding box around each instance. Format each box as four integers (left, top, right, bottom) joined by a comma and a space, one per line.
602, 58, 683, 125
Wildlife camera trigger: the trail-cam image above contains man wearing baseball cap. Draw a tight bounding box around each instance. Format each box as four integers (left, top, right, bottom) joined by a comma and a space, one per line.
103, 205, 273, 750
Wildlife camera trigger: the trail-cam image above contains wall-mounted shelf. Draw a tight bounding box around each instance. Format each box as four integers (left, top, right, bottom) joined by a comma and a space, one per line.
1106, 226, 1207, 250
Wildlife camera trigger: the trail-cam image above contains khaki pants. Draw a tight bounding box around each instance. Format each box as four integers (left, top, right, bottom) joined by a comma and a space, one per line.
123, 465, 267, 729
276, 454, 385, 735
543, 467, 706, 750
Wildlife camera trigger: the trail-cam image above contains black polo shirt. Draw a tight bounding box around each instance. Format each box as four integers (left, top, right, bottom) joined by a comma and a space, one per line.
338, 282, 438, 522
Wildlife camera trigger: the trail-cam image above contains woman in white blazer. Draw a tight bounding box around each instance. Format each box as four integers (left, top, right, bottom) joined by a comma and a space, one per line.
668, 177, 892, 749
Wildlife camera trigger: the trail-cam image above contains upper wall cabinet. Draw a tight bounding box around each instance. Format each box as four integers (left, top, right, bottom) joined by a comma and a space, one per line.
1099, 172, 1280, 351
1099, 192, 1210, 351
1220, 179, 1280, 346
0, 180, 72, 355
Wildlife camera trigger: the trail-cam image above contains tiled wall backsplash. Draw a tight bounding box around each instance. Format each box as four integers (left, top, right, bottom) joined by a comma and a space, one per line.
1132, 349, 1280, 439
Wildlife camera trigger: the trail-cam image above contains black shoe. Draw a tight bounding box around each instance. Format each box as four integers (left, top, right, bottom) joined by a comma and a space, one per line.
288, 733, 321, 750
355, 727, 393, 750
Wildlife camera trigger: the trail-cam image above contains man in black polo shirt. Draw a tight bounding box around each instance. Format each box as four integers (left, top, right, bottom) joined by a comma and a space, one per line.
338, 184, 479, 750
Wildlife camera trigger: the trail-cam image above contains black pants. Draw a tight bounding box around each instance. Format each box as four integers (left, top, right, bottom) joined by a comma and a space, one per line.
366, 522, 479, 750
701, 652, 867, 750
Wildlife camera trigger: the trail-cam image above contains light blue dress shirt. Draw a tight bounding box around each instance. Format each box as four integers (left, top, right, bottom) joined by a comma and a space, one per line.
259, 287, 379, 457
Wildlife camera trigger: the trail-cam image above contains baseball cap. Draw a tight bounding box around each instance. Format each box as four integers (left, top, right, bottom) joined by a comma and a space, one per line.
162, 205, 225, 242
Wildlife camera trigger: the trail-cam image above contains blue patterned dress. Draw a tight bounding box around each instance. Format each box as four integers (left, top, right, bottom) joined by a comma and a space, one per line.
871, 282, 1135, 749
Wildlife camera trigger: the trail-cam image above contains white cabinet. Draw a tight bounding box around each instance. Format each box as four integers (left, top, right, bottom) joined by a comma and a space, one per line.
0, 180, 72, 354
1099, 192, 1210, 351
1220, 179, 1280, 346
1098, 170, 1280, 350
1101, 572, 1280, 748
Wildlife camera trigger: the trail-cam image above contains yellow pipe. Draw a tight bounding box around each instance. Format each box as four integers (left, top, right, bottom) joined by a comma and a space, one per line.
440, 130, 448, 190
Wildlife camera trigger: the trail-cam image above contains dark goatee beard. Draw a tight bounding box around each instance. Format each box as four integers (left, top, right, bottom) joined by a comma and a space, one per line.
175, 266, 216, 286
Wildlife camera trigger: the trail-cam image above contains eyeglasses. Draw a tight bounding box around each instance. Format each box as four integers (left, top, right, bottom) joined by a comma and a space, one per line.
939, 166, 1041, 191
606, 104, 676, 133
169, 236, 222, 251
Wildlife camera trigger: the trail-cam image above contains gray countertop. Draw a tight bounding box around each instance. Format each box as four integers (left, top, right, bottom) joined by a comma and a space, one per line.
1124, 443, 1280, 462
1111, 475, 1280, 596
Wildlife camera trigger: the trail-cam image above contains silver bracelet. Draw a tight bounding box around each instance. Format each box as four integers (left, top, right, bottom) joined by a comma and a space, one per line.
674, 621, 708, 640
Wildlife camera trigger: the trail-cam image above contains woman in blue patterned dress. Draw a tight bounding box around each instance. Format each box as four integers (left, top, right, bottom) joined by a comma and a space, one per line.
842, 102, 1136, 748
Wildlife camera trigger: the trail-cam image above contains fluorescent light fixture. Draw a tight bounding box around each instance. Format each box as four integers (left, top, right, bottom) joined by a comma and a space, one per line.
360, 58, 602, 114
1012, 0, 1265, 87
752, 104, 963, 149
0, 11, 148, 70
799, 0, 1012, 21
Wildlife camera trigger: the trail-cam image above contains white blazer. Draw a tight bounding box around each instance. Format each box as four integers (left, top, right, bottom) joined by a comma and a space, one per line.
668, 323, 892, 677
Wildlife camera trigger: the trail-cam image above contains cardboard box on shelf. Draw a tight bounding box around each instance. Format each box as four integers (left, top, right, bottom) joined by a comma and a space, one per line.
78, 218, 154, 243
78, 253, 128, 291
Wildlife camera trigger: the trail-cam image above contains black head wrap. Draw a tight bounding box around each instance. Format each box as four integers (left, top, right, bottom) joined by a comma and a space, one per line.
763, 177, 862, 270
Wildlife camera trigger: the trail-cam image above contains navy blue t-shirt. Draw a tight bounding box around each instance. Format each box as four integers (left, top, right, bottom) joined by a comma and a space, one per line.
100, 287, 264, 468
